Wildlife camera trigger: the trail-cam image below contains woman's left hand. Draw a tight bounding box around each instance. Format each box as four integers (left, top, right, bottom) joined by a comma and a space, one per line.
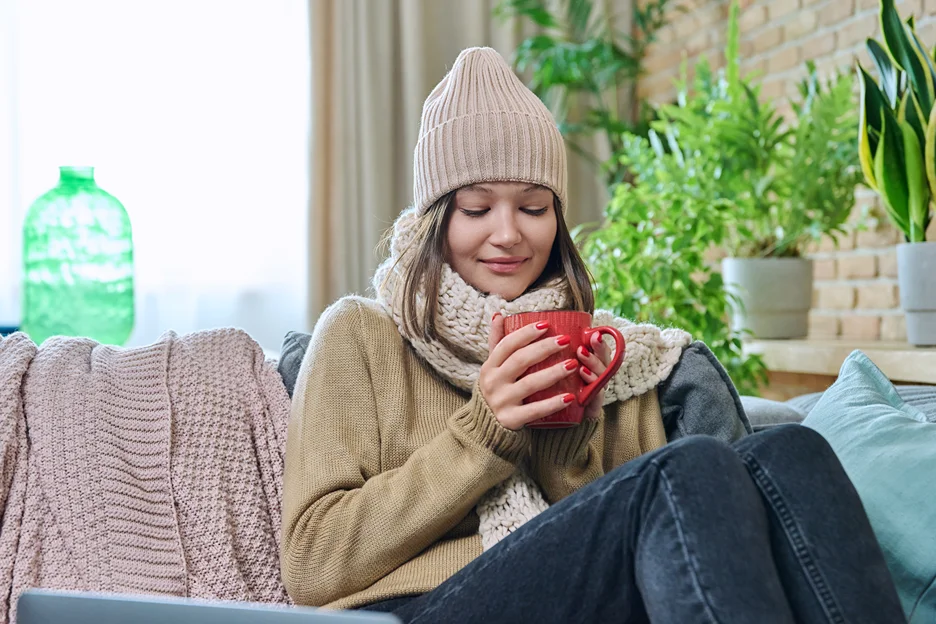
577, 332, 612, 421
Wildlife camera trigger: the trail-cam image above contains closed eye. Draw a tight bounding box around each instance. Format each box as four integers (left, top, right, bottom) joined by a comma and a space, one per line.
521, 207, 549, 216
459, 208, 489, 218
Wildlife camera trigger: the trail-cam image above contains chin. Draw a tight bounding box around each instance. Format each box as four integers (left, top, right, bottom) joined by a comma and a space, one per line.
482, 279, 533, 301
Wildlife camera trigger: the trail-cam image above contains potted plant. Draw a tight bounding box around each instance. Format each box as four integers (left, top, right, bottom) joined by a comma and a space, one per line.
499, 0, 769, 393
580, 131, 768, 395
856, 0, 936, 346
653, 0, 862, 339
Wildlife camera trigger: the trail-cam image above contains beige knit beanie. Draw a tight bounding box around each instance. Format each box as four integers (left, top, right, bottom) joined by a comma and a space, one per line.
413, 46, 568, 215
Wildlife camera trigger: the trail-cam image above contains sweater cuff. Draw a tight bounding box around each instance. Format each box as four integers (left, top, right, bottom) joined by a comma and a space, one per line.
450, 385, 531, 464
531, 417, 601, 466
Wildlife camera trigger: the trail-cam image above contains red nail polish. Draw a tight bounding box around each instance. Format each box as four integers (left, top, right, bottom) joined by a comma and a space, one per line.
492, 312, 500, 322
582, 367, 592, 376
579, 346, 589, 357
564, 359, 578, 371
556, 335, 571, 346
535, 321, 550, 330
562, 393, 575, 404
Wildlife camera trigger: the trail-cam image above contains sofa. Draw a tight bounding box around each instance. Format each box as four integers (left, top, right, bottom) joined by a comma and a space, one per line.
4, 328, 935, 623
740, 386, 936, 431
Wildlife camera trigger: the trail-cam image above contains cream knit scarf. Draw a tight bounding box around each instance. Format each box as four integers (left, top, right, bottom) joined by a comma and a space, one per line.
373, 207, 692, 550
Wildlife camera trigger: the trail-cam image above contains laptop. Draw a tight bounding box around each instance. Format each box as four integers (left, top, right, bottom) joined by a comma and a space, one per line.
17, 589, 401, 624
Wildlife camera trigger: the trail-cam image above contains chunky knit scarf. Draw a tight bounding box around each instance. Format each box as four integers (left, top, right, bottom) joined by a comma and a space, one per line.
373, 207, 691, 549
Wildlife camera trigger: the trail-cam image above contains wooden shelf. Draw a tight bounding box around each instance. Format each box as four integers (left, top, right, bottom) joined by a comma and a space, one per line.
745, 339, 936, 385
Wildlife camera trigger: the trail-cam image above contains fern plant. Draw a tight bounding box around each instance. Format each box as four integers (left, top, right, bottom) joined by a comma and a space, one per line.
654, 0, 863, 258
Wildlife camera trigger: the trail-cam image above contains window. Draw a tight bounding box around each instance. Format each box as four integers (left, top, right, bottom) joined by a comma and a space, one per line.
1, 0, 310, 353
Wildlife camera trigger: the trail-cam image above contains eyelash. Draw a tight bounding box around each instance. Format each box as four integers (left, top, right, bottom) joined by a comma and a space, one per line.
459, 207, 549, 218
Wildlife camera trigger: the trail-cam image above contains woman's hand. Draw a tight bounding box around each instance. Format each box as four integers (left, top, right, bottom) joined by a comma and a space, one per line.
480, 313, 581, 431
576, 332, 612, 421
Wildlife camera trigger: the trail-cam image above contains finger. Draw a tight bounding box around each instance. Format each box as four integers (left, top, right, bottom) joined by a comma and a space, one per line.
579, 365, 600, 383
502, 333, 571, 380
488, 320, 551, 368
488, 312, 505, 355
576, 344, 606, 375
591, 332, 612, 365
509, 358, 579, 402
514, 392, 578, 428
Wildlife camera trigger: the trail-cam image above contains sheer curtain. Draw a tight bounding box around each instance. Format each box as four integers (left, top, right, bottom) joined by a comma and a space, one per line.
1, 0, 309, 353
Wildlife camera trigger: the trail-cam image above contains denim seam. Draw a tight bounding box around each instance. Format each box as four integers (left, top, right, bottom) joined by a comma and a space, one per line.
741, 452, 846, 624
652, 460, 723, 624
408, 469, 643, 624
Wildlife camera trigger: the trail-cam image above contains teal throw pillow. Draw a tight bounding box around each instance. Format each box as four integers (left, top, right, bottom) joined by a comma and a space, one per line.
802, 350, 936, 623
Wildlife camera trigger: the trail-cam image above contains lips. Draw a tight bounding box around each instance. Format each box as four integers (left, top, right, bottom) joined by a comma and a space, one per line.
481, 257, 528, 274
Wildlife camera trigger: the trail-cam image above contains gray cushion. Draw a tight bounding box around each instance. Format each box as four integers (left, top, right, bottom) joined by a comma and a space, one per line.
278, 331, 311, 398
741, 396, 808, 432
658, 341, 752, 442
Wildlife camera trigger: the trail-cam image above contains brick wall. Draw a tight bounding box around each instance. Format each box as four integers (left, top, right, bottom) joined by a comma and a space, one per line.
638, 0, 936, 342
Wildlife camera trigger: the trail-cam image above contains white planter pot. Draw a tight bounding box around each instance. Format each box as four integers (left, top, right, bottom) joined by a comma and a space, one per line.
722, 257, 813, 339
897, 242, 936, 347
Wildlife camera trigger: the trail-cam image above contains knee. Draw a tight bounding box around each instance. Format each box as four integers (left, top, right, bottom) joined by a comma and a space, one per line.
735, 424, 836, 468
648, 434, 743, 479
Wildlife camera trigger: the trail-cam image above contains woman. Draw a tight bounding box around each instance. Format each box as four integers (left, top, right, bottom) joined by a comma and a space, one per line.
281, 47, 904, 623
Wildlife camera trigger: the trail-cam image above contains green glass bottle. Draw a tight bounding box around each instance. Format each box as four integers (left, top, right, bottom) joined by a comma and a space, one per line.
21, 166, 134, 345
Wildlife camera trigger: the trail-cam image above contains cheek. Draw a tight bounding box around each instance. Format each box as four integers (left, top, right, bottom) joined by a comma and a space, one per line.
445, 218, 476, 266
535, 221, 558, 256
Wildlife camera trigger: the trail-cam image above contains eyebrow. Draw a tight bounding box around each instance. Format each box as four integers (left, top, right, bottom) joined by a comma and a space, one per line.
460, 183, 547, 194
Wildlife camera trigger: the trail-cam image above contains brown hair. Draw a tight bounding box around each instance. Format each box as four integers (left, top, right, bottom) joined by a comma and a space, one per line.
388, 190, 594, 354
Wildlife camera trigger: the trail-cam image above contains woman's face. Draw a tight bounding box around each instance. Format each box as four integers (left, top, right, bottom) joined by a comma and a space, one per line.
446, 181, 558, 300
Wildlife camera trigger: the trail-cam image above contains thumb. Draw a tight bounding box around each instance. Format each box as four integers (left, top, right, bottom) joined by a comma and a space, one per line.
488, 312, 505, 355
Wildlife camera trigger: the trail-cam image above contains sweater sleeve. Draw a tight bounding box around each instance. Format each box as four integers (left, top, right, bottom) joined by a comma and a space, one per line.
280, 299, 530, 606
528, 389, 666, 504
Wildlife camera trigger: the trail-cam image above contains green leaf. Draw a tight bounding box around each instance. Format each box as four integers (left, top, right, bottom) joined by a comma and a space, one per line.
898, 88, 927, 149
566, 0, 593, 40
858, 63, 888, 190
493, 0, 558, 28
900, 119, 930, 242
725, 0, 741, 93
907, 24, 936, 111
875, 107, 913, 237
868, 38, 900, 107
925, 103, 936, 224
648, 129, 666, 157
881, 0, 935, 112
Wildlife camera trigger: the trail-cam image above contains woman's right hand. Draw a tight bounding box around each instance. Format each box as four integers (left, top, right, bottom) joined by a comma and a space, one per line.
479, 313, 581, 431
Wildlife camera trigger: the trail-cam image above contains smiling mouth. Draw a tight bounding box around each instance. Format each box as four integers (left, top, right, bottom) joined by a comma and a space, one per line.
481, 258, 528, 274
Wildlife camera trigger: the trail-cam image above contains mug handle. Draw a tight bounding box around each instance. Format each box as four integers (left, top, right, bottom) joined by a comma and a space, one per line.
577, 326, 626, 406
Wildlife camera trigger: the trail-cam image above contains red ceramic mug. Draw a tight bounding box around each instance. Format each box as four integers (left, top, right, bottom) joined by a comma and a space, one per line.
503, 310, 626, 429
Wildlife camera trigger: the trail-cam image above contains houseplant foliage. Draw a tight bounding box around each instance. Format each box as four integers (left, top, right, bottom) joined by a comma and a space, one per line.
656, 0, 862, 259
500, 0, 767, 392
857, 0, 936, 345
579, 133, 769, 395
643, 0, 861, 340
856, 0, 934, 242
583, 0, 863, 386
494, 0, 676, 187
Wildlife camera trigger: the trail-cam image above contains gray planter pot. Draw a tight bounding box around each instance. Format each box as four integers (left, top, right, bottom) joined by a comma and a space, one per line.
897, 242, 936, 346
722, 257, 813, 339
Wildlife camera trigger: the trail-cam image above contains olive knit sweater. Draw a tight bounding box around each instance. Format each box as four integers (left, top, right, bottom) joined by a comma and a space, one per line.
281, 296, 667, 610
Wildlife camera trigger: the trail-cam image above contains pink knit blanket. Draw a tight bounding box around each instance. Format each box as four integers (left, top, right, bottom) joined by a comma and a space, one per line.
0, 329, 292, 623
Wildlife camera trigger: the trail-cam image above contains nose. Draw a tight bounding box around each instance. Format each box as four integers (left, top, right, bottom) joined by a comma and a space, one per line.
491, 209, 522, 248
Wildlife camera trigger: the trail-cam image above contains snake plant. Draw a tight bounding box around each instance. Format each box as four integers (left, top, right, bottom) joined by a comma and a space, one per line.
857, 0, 935, 242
